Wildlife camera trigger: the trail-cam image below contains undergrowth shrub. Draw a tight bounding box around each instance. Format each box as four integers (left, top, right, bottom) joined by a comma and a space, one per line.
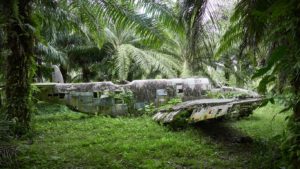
0, 113, 18, 168
281, 115, 300, 168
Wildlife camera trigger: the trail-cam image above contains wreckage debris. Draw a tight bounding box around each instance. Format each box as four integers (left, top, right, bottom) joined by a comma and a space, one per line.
29, 77, 262, 126
153, 98, 262, 126
0, 66, 261, 125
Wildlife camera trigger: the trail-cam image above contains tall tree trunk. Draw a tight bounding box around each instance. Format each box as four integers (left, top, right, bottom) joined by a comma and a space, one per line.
235, 60, 244, 88
288, 70, 300, 168
36, 55, 43, 82
235, 44, 245, 88
292, 72, 300, 120
181, 59, 191, 77
60, 65, 68, 83
2, 0, 34, 135
294, 101, 300, 120
224, 57, 231, 86
82, 66, 91, 82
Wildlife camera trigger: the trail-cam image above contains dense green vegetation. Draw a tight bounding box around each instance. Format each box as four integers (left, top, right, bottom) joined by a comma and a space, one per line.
1, 0, 300, 168
15, 103, 287, 169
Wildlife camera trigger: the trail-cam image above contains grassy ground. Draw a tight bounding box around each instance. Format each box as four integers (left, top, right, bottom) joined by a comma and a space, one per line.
16, 102, 288, 169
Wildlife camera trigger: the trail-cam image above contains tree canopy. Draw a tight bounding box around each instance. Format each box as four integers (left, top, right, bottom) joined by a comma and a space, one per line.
0, 0, 300, 167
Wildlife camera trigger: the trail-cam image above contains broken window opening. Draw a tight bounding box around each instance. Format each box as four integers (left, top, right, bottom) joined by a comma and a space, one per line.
93, 92, 98, 98
59, 93, 65, 99
176, 84, 184, 94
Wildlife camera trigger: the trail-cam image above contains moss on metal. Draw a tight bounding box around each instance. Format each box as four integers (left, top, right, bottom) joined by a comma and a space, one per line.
32, 77, 262, 126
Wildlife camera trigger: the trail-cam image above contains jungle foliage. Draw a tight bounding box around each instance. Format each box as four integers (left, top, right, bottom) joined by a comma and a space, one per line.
0, 0, 300, 168
17, 102, 288, 169
215, 0, 300, 166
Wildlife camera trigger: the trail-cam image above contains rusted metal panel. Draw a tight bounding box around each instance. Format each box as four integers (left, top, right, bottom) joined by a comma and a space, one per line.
152, 97, 262, 124
153, 112, 169, 122
189, 105, 230, 122
171, 99, 235, 111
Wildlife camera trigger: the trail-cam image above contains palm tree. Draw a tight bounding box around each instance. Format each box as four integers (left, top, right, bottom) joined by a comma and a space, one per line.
0, 0, 175, 135
34, 0, 173, 83
0, 0, 35, 135
68, 45, 110, 82
142, 0, 223, 83
104, 25, 181, 81
0, 29, 5, 85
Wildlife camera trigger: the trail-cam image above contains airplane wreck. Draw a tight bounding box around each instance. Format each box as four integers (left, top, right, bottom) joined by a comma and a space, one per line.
0, 66, 262, 126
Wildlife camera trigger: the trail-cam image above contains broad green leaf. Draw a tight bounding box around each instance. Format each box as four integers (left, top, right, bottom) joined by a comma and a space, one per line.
268, 46, 287, 67
252, 46, 287, 79
252, 66, 271, 79
257, 75, 276, 93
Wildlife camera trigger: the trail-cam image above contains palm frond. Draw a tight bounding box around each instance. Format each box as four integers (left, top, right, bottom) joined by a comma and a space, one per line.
71, 0, 165, 46
214, 21, 243, 59
132, 0, 185, 35
34, 0, 83, 42
36, 42, 67, 65
115, 45, 132, 79
71, 1, 106, 47
179, 0, 208, 52
113, 43, 180, 80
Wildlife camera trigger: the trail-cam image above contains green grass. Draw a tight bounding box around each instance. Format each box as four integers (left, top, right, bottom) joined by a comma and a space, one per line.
17, 102, 289, 169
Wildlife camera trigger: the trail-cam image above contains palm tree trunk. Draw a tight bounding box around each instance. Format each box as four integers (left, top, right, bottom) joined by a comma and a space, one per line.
60, 65, 68, 83
285, 70, 300, 167
2, 0, 34, 135
235, 60, 244, 88
224, 56, 231, 86
182, 59, 191, 77
36, 56, 43, 82
82, 66, 91, 82
292, 73, 300, 120
294, 101, 300, 120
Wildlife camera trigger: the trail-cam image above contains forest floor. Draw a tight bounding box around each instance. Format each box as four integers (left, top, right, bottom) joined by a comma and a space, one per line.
16, 102, 288, 169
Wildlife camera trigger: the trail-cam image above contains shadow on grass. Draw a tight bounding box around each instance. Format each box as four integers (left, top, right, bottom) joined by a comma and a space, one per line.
190, 120, 282, 168
192, 120, 253, 144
